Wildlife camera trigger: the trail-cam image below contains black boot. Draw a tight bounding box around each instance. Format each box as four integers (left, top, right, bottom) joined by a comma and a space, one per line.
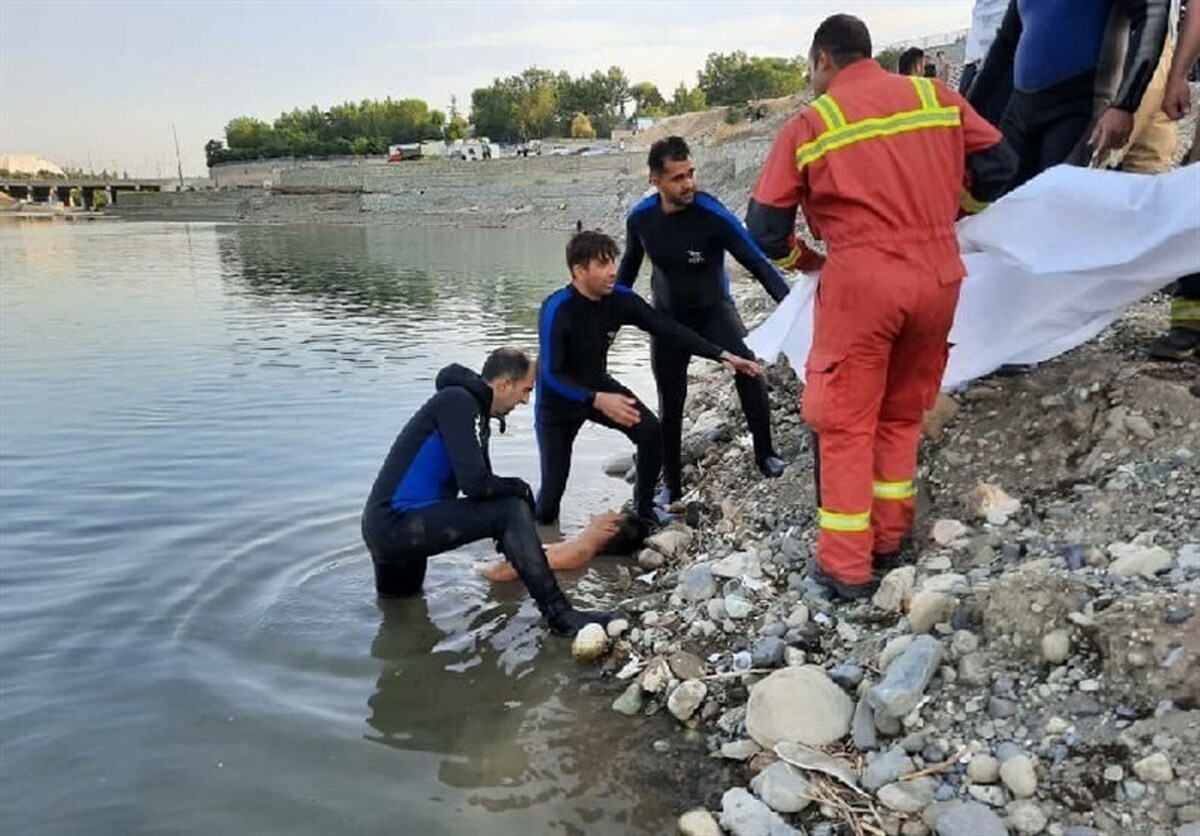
500, 501, 614, 637
1148, 327, 1200, 361
757, 454, 787, 478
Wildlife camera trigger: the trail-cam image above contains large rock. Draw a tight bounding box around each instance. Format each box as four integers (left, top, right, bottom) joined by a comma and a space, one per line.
878, 777, 938, 813
907, 590, 953, 634
719, 787, 801, 836
679, 564, 717, 602
934, 802, 1007, 836
931, 519, 970, 546
868, 635, 943, 719
1133, 751, 1174, 783
873, 566, 916, 613
746, 665, 853, 748
668, 680, 708, 722
750, 762, 814, 814
678, 808, 722, 836
1108, 543, 1173, 578
964, 483, 1020, 521
571, 623, 607, 662
647, 527, 692, 558
863, 745, 914, 791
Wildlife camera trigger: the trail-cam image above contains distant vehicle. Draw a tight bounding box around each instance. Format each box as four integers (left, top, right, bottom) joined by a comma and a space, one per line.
578, 145, 619, 157
516, 140, 542, 157
446, 139, 500, 161
387, 143, 422, 162
546, 146, 571, 156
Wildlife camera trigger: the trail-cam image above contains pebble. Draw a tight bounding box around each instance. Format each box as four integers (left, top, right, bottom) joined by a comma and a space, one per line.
725, 595, 754, 620
719, 739, 761, 760
1006, 799, 1049, 834
746, 665, 854, 748
874, 566, 916, 613
668, 650, 706, 681
750, 762, 814, 814
1104, 765, 1125, 781
934, 801, 1007, 836
679, 564, 717, 602
606, 618, 630, 638
646, 527, 691, 558
1179, 543, 1200, 572
752, 637, 787, 668
932, 519, 970, 546
668, 680, 708, 721
678, 808, 722, 836
571, 623, 607, 662
1132, 750, 1174, 783
637, 549, 665, 570
957, 652, 989, 687
967, 784, 1008, 806
864, 746, 915, 791
852, 699, 878, 751
827, 661, 865, 688
1108, 543, 1173, 578
907, 590, 954, 634
967, 754, 1000, 784
1040, 630, 1071, 665
869, 635, 943, 719
878, 777, 938, 814
641, 657, 672, 693
719, 787, 800, 836
999, 755, 1038, 798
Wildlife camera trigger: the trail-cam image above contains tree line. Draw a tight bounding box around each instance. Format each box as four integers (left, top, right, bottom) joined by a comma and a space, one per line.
205, 51, 809, 165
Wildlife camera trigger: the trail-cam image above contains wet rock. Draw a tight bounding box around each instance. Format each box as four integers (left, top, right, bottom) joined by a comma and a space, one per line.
719, 739, 761, 761
932, 519, 970, 546
964, 483, 1021, 521
679, 564, 717, 602
719, 787, 800, 836
1108, 543, 1172, 578
852, 699, 878, 751
874, 566, 916, 613
678, 808, 721, 836
864, 745, 915, 791
648, 527, 692, 558
612, 681, 644, 716
999, 754, 1037, 798
878, 777, 938, 814
907, 590, 954, 634
668, 680, 708, 721
668, 650, 706, 681
1040, 630, 1071, 665
751, 637, 787, 668
869, 635, 943, 719
934, 801, 1007, 836
750, 761, 814, 814
746, 665, 854, 748
1132, 751, 1174, 783
638, 549, 666, 570
725, 595, 754, 620
572, 623, 608, 662
641, 657, 672, 694
1005, 800, 1048, 834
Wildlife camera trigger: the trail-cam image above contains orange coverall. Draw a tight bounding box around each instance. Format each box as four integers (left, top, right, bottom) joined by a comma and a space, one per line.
746, 60, 1014, 585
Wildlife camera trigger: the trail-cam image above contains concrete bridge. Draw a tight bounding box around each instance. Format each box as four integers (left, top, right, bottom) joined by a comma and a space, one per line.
0, 177, 163, 209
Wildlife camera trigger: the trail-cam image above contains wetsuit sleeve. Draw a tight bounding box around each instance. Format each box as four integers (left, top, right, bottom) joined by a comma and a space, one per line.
432, 390, 525, 500
539, 297, 595, 405
966, 0, 1020, 121
746, 118, 825, 274
616, 212, 645, 289
616, 289, 725, 360
1112, 0, 1170, 112
936, 83, 1019, 209
704, 198, 791, 304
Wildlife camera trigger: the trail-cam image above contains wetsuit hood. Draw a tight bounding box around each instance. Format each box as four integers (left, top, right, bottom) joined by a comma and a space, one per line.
435, 363, 494, 415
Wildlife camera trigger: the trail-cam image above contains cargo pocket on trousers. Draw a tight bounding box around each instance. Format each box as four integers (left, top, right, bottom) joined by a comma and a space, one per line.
802, 350, 846, 432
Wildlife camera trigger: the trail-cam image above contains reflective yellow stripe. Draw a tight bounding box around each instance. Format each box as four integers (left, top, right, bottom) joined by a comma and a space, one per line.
1170, 300, 1200, 322
818, 508, 871, 532
796, 107, 962, 170
811, 95, 844, 132
873, 479, 915, 501
911, 76, 939, 111
960, 187, 990, 215
821, 94, 847, 128
773, 244, 802, 270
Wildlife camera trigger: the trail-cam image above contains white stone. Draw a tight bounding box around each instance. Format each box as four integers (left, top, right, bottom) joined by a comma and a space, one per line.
606, 618, 630, 638
1108, 545, 1173, 578
719, 787, 801, 836
750, 762, 813, 813
1133, 751, 1174, 783
932, 519, 970, 546
678, 808, 722, 836
646, 527, 692, 558
641, 657, 672, 694
873, 566, 916, 613
746, 665, 854, 749
968, 754, 1000, 784
878, 778, 937, 814
719, 739, 761, 760
571, 623, 607, 662
1040, 630, 1071, 665
922, 573, 969, 595
965, 483, 1021, 520
999, 755, 1038, 798
1006, 800, 1049, 834
907, 590, 954, 634
786, 603, 810, 627
668, 680, 708, 722
713, 551, 761, 579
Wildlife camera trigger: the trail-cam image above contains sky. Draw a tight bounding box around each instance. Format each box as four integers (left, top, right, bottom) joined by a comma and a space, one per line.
0, 1, 970, 177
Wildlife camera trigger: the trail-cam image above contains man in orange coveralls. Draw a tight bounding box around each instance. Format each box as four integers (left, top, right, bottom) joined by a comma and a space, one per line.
746, 14, 1017, 600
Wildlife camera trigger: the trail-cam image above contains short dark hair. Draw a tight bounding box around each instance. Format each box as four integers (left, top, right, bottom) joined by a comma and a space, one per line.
566, 230, 619, 272
811, 14, 872, 68
898, 47, 926, 75
648, 136, 691, 174
481, 347, 532, 382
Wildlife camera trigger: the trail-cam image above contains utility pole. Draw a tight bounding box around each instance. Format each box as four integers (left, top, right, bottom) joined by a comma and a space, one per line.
172, 123, 184, 189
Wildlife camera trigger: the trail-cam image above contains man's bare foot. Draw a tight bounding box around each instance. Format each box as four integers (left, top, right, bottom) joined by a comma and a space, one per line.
473, 511, 624, 582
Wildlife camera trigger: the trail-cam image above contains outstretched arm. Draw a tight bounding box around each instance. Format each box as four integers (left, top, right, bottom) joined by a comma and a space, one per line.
616, 212, 646, 289
697, 194, 791, 303
617, 288, 761, 376
746, 115, 826, 274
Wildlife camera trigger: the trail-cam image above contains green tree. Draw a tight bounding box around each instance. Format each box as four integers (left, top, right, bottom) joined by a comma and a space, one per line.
876, 46, 903, 73
225, 116, 275, 150
445, 114, 470, 140
630, 81, 666, 115
92, 190, 109, 210
697, 51, 808, 105
570, 113, 596, 138
669, 83, 708, 115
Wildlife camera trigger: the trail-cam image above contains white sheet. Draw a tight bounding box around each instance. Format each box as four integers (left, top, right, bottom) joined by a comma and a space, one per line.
746, 165, 1200, 390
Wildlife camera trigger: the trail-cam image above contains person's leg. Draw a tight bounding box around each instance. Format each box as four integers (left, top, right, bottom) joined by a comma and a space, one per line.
1118, 41, 1178, 175
957, 61, 978, 96
1037, 72, 1097, 170
705, 300, 780, 468
997, 91, 1044, 191
650, 332, 691, 502
592, 382, 663, 519
534, 411, 583, 525
1150, 273, 1200, 360
476, 511, 622, 581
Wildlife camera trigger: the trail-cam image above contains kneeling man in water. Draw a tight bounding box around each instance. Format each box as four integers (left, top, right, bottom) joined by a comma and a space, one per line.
361, 348, 611, 637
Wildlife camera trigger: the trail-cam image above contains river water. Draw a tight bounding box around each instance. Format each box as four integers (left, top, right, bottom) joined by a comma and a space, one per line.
0, 221, 711, 835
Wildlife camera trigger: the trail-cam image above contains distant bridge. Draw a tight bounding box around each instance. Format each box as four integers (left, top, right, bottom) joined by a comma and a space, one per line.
0, 178, 164, 209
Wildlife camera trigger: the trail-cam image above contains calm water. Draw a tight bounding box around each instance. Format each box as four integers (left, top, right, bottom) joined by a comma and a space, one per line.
0, 221, 698, 835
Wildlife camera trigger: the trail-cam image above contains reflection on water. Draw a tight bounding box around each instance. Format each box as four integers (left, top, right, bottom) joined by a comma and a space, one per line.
0, 221, 684, 836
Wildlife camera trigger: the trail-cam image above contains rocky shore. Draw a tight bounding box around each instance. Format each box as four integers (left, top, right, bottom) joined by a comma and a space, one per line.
575, 272, 1199, 836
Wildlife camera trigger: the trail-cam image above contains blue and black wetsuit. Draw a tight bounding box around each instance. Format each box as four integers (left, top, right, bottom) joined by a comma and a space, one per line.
969, 0, 1169, 189
535, 283, 724, 524
617, 191, 789, 501
362, 364, 587, 630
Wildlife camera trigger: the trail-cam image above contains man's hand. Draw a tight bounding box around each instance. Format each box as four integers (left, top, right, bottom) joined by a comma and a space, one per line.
1088, 107, 1134, 162
721, 351, 763, 377
1163, 75, 1191, 121
594, 392, 641, 427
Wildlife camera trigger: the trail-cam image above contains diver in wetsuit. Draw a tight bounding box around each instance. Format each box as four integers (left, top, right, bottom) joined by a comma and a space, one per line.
361, 348, 610, 637
968, 0, 1169, 189
616, 136, 790, 506
535, 230, 762, 526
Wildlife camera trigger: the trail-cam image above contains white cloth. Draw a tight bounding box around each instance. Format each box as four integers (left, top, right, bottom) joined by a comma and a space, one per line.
964, 0, 1008, 65
746, 165, 1200, 391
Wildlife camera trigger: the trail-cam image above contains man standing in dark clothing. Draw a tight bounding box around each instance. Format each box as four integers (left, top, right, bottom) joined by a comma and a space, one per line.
361, 348, 610, 637
898, 47, 927, 76
616, 137, 789, 506
968, 0, 1169, 189
537, 230, 761, 525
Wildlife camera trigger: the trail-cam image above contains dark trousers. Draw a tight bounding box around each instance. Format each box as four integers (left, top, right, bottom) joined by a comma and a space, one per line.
535, 381, 661, 524
1174, 274, 1200, 331
958, 61, 978, 96
999, 70, 1096, 191
652, 299, 774, 499
363, 496, 548, 598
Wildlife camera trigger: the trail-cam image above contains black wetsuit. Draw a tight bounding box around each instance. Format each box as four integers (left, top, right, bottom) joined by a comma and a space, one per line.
616, 191, 790, 501
969, 0, 1168, 189
362, 364, 571, 615
535, 283, 723, 524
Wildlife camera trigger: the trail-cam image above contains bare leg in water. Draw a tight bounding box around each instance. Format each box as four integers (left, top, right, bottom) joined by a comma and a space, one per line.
474, 511, 623, 582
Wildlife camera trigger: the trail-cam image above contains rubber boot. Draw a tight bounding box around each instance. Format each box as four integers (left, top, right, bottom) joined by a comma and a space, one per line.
499, 505, 613, 637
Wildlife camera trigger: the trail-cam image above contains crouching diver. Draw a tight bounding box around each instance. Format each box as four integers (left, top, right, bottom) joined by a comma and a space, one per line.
361, 348, 611, 637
